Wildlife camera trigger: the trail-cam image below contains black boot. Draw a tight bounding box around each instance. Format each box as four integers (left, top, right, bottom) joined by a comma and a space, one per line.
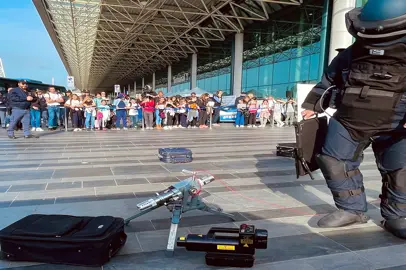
382, 218, 406, 239
318, 209, 369, 228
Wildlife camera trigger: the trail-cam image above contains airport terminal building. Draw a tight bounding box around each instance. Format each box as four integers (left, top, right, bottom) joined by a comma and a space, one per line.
34, 0, 368, 98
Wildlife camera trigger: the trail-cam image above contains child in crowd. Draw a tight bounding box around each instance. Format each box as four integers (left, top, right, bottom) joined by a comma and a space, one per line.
83, 96, 96, 131
178, 98, 188, 128
107, 109, 116, 129
247, 98, 258, 128
259, 100, 271, 128
128, 98, 140, 129
95, 110, 103, 130
30, 91, 42, 132
235, 98, 246, 128
155, 97, 166, 130
197, 94, 209, 128
187, 96, 199, 128
65, 94, 82, 132
164, 100, 176, 129
170, 97, 180, 128
98, 99, 110, 130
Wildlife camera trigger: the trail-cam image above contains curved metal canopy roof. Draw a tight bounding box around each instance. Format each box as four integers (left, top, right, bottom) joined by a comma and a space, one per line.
34, 0, 303, 91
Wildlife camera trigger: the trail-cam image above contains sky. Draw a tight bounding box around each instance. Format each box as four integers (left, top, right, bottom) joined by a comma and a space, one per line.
0, 0, 67, 87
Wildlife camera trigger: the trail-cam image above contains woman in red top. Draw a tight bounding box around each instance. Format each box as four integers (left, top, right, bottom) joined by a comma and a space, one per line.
140, 96, 155, 129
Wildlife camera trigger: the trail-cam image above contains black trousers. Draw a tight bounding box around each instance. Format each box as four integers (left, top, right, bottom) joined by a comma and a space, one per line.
189, 118, 198, 127
199, 110, 208, 126
248, 113, 256, 125
166, 113, 174, 126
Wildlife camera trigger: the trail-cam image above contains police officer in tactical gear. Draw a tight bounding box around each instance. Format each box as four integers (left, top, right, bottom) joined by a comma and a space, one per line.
301, 0, 406, 239
142, 85, 157, 98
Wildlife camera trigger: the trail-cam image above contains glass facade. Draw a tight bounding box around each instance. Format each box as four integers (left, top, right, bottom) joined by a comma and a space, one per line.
241, 42, 321, 98
356, 0, 368, 7
197, 67, 232, 95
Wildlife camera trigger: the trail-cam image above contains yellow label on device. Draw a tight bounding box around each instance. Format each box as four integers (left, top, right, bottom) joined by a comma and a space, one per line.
179, 237, 185, 241
217, 245, 235, 251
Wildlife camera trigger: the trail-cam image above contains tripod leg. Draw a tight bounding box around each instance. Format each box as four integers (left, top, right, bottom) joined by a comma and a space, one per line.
124, 207, 154, 226
166, 204, 182, 257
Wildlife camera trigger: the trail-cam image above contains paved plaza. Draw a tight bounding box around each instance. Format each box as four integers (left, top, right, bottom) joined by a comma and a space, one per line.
0, 126, 404, 270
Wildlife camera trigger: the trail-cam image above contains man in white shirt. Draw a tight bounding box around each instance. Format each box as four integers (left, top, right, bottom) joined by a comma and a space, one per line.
267, 96, 276, 127
45, 87, 64, 130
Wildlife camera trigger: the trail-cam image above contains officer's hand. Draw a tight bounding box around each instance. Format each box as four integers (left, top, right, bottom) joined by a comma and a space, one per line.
301, 109, 315, 120
26, 96, 33, 101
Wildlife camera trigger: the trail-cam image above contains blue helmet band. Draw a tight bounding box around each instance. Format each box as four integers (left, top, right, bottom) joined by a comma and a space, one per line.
346, 8, 406, 41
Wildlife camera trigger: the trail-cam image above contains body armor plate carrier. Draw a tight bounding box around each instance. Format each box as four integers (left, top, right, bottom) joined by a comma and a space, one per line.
335, 41, 406, 140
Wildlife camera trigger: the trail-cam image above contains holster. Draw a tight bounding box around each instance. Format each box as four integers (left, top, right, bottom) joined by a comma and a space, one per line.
276, 116, 328, 180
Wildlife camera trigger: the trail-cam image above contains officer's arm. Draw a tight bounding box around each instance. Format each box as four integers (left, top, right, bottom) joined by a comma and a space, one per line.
301, 51, 347, 113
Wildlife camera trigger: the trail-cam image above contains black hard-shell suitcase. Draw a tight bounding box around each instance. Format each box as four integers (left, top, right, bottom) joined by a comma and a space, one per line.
0, 214, 127, 267
158, 148, 193, 163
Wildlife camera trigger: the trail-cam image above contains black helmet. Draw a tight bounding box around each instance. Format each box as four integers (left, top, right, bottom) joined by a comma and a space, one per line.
346, 0, 406, 41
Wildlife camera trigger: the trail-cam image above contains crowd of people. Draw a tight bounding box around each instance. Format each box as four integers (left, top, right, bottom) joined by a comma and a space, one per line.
1, 80, 297, 138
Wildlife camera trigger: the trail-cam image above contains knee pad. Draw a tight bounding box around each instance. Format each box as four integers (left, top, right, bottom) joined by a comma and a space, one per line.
384, 218, 406, 240
316, 154, 360, 180
383, 168, 406, 193
316, 154, 364, 198
381, 168, 406, 209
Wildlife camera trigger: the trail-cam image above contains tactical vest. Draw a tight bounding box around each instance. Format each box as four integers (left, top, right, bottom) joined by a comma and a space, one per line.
335, 40, 406, 140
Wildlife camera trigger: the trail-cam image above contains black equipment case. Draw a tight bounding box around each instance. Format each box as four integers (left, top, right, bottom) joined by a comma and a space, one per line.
159, 148, 193, 163
276, 116, 328, 180
0, 214, 127, 267
276, 143, 296, 159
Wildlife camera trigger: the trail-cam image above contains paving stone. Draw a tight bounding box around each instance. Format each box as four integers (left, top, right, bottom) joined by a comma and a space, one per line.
356, 244, 406, 269
241, 204, 336, 220
116, 178, 149, 186
52, 167, 113, 178
0, 201, 11, 208
10, 198, 55, 207
145, 176, 179, 183
1, 170, 54, 182
321, 226, 405, 251
8, 184, 47, 192
304, 252, 375, 270
135, 228, 189, 252
151, 212, 247, 230
111, 165, 167, 175
0, 186, 10, 193
378, 265, 406, 270
46, 182, 82, 190
83, 180, 116, 188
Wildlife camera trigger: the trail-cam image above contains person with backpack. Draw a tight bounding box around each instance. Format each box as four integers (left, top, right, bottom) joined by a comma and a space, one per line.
301, 0, 406, 239
113, 93, 129, 130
